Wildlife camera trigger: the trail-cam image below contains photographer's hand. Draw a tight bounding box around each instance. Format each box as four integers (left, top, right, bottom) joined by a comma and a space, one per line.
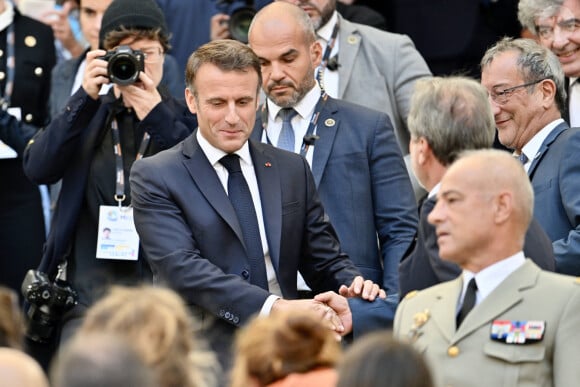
117, 71, 162, 121
82, 50, 109, 100
210, 13, 231, 40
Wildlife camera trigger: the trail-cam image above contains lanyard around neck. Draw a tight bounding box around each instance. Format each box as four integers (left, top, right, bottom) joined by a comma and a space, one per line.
111, 119, 151, 206
316, 19, 339, 88
261, 92, 328, 157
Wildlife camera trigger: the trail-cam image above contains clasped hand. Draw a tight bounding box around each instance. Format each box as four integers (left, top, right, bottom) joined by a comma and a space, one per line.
273, 276, 386, 339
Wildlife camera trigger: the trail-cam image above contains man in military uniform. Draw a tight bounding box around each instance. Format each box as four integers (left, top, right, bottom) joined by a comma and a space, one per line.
394, 149, 580, 387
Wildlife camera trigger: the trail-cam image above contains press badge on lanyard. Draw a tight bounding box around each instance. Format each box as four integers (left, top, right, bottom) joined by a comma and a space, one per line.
96, 119, 150, 260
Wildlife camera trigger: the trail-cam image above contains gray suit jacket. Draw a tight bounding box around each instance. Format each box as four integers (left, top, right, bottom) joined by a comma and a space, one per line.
394, 260, 580, 387
336, 15, 432, 153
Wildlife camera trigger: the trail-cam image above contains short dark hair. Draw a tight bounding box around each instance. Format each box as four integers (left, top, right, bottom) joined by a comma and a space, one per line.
337, 332, 434, 387
185, 40, 262, 98
102, 26, 170, 52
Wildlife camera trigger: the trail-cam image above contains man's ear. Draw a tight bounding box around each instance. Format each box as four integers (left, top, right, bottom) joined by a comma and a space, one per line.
539, 78, 557, 110
417, 137, 432, 165
493, 191, 513, 225
311, 41, 322, 68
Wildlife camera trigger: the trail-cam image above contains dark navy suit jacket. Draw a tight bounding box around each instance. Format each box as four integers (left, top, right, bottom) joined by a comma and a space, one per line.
130, 135, 361, 368
251, 96, 418, 295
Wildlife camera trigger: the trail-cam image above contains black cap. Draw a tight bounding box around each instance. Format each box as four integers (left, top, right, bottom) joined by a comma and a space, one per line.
99, 0, 168, 48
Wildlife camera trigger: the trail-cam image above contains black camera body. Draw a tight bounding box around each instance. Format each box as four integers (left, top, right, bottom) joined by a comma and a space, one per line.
21, 269, 78, 343
99, 45, 145, 86
216, 0, 256, 43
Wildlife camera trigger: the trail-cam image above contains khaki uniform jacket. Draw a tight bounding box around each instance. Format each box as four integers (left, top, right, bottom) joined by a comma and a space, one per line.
394, 260, 580, 387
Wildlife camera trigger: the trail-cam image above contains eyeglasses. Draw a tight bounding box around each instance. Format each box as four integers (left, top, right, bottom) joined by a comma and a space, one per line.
488, 78, 547, 105
536, 18, 580, 40
141, 47, 164, 64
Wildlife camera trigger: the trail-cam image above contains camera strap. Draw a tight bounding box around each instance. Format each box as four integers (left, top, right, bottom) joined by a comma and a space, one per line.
94, 119, 147, 261
261, 92, 328, 157
110, 119, 150, 206
316, 19, 339, 91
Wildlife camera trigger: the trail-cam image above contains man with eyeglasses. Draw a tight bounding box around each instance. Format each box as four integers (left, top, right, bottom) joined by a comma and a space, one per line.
518, 0, 580, 126
22, 0, 196, 367
481, 37, 580, 276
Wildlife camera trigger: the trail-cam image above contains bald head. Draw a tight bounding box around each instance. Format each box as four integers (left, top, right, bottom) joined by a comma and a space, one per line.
248, 1, 322, 108
249, 2, 317, 46
428, 149, 534, 270
450, 149, 534, 230
0, 348, 49, 387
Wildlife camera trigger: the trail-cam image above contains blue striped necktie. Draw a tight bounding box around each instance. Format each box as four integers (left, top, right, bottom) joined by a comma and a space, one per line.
277, 108, 298, 152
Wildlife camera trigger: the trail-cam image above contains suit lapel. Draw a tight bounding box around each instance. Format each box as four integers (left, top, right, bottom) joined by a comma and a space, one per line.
429, 278, 462, 343
311, 98, 339, 186
182, 134, 245, 245
452, 260, 540, 343
337, 17, 361, 98
528, 122, 569, 178
250, 141, 282, 271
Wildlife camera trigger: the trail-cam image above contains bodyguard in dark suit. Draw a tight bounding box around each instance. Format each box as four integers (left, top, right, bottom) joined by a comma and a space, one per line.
248, 1, 418, 296
130, 39, 383, 373
481, 37, 580, 275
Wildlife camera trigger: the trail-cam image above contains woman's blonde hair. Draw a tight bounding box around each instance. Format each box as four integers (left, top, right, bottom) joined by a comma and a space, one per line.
231, 310, 341, 387
79, 285, 217, 387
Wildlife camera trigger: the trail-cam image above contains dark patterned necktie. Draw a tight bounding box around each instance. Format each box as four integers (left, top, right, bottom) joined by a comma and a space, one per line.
220, 154, 268, 289
456, 277, 478, 328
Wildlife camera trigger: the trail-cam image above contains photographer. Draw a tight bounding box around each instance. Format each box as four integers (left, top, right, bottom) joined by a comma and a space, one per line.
21, 0, 196, 365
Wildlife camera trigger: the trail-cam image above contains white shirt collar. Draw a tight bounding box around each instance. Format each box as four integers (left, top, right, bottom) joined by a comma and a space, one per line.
196, 129, 253, 169
460, 251, 526, 306
316, 11, 338, 42
521, 118, 565, 166
0, 2, 14, 32
266, 83, 322, 122
428, 182, 441, 199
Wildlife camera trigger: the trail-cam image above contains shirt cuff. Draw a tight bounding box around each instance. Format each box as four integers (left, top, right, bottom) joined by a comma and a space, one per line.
260, 294, 280, 316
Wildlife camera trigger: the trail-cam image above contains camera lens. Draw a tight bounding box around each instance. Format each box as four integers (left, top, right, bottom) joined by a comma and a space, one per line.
110, 55, 138, 83
229, 7, 256, 43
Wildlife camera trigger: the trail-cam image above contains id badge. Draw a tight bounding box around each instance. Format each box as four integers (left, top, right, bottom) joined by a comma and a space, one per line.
96, 205, 139, 260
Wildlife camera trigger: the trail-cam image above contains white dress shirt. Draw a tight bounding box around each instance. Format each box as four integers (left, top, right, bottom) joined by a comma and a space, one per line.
569, 77, 579, 127
263, 83, 321, 165
520, 118, 565, 173
316, 11, 340, 97
458, 252, 526, 311
196, 131, 282, 314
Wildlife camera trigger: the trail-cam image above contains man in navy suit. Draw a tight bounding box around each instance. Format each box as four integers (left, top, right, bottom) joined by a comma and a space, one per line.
248, 1, 418, 296
130, 39, 382, 373
481, 37, 580, 275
